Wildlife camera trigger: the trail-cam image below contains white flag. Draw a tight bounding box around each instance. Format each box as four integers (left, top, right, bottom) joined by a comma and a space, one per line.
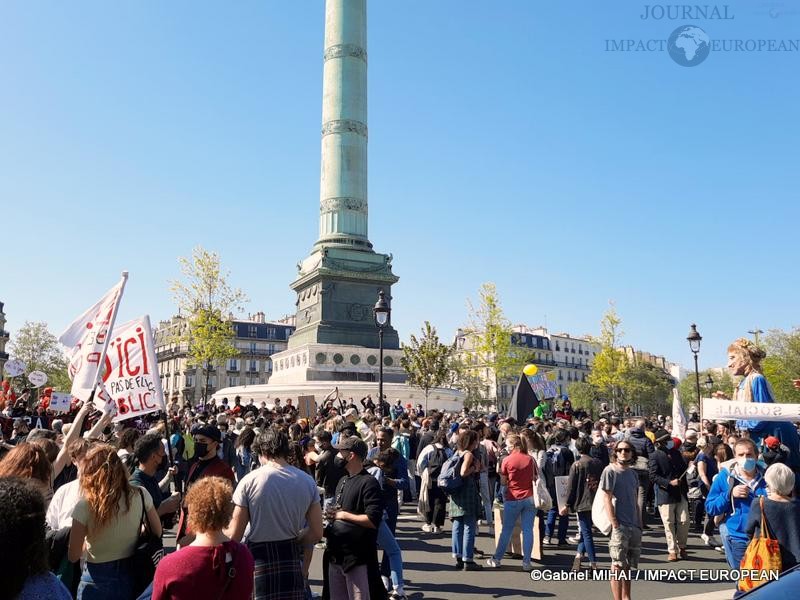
101, 315, 165, 422
59, 276, 126, 402
671, 387, 687, 439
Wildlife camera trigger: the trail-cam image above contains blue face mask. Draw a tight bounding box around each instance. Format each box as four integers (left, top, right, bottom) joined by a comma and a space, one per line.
738, 456, 757, 472
666, 441, 675, 450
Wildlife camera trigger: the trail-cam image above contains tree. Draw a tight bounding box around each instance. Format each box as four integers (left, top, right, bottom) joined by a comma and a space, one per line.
619, 361, 674, 416
400, 321, 454, 414
566, 381, 597, 410
586, 302, 627, 412
762, 327, 800, 404
170, 247, 248, 402
8, 321, 71, 392
677, 369, 735, 409
463, 283, 524, 410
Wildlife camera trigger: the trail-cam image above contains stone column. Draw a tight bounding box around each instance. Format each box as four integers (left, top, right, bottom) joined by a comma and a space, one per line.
317, 0, 370, 248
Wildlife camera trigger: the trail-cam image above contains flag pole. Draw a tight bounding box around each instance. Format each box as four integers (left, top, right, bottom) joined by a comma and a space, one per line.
86, 271, 129, 408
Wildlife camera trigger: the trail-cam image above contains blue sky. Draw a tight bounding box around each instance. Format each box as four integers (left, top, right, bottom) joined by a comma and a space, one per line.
2, 1, 798, 371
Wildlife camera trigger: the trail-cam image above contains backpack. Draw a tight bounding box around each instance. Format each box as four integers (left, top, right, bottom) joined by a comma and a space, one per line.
437, 453, 465, 493
392, 434, 410, 460
427, 446, 448, 480
546, 446, 574, 478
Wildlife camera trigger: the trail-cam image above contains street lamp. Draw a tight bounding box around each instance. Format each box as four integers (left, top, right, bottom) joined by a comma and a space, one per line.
373, 290, 390, 411
704, 373, 714, 392
686, 324, 702, 408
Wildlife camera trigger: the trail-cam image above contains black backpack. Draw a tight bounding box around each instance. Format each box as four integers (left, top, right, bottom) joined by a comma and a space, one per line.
427, 446, 448, 480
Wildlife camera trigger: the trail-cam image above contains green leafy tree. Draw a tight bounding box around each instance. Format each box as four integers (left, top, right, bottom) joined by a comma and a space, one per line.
8, 321, 71, 392
566, 381, 598, 411
464, 283, 524, 410
170, 247, 248, 402
586, 302, 627, 412
620, 361, 674, 416
677, 369, 735, 408
400, 321, 455, 414
762, 327, 800, 403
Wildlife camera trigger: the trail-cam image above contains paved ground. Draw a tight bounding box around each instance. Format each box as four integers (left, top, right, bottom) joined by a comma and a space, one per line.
307, 507, 739, 600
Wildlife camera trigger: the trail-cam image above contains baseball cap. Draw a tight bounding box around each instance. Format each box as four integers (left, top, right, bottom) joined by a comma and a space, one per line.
334, 435, 368, 459
764, 436, 781, 450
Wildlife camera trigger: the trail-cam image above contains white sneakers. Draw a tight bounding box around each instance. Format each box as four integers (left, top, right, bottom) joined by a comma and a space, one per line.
421, 523, 442, 533
486, 558, 501, 568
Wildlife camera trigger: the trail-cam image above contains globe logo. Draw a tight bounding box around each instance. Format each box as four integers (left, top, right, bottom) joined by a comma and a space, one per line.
668, 25, 711, 66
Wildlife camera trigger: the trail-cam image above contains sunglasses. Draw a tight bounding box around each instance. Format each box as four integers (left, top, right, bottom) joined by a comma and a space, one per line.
616, 448, 632, 453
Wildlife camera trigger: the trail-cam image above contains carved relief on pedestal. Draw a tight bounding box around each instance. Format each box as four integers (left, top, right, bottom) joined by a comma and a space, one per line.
320, 197, 367, 214
322, 119, 368, 138
324, 43, 367, 63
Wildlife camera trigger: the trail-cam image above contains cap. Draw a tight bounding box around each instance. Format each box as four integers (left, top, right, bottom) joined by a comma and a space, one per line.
685, 429, 698, 438
192, 424, 222, 443
764, 436, 781, 450
344, 408, 358, 419
654, 429, 671, 443
333, 435, 368, 459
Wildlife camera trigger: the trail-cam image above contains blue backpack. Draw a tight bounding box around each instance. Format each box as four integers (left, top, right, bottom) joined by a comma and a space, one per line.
437, 453, 465, 493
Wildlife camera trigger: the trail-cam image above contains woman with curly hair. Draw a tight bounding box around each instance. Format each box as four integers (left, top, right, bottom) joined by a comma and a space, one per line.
726, 338, 800, 469
0, 477, 71, 600
151, 476, 254, 600
68, 444, 162, 600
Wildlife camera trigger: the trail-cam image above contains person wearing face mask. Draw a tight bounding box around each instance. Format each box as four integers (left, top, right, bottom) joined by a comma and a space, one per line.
176, 425, 234, 547
649, 429, 689, 561
314, 431, 347, 514
705, 438, 768, 585
322, 435, 387, 600
131, 433, 181, 520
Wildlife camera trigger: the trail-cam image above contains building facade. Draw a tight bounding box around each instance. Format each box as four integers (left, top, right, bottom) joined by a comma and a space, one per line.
154, 312, 295, 405
0, 302, 8, 375
530, 327, 601, 396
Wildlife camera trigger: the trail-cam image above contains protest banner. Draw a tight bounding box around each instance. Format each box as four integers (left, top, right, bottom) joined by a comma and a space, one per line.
671, 388, 688, 438
528, 373, 558, 400
4, 359, 26, 377
702, 397, 800, 422
101, 315, 165, 422
554, 475, 571, 511
49, 392, 73, 413
28, 371, 48, 388
59, 274, 128, 402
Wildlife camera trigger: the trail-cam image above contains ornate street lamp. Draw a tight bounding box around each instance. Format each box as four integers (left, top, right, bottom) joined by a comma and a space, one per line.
373, 290, 391, 411
686, 324, 702, 408
704, 373, 714, 392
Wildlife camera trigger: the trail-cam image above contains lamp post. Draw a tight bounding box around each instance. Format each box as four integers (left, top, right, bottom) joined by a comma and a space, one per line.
686, 324, 702, 411
373, 290, 390, 411
704, 373, 714, 393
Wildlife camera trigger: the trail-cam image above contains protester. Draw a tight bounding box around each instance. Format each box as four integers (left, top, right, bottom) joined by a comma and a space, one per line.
131, 433, 181, 519
68, 443, 163, 600
564, 436, 603, 571
0, 477, 72, 600
601, 440, 641, 600
0, 441, 53, 506
227, 427, 323, 599
543, 429, 574, 545
448, 429, 483, 571
151, 476, 254, 600
323, 435, 386, 600
417, 428, 452, 533
649, 429, 689, 561
705, 438, 768, 581
486, 433, 535, 571
744, 463, 800, 572
625, 419, 655, 530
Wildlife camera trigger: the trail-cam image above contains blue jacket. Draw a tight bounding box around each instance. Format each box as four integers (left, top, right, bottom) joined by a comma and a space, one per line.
705, 464, 768, 540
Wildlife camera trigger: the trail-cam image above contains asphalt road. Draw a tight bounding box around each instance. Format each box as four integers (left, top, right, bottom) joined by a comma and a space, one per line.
306, 507, 739, 600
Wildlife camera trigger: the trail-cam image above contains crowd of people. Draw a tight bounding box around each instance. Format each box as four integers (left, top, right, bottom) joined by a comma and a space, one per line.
1, 337, 799, 600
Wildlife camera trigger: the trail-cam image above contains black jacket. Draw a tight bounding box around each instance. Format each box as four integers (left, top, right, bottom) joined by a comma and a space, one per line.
566, 455, 604, 513
316, 448, 346, 498
626, 428, 655, 471
648, 447, 689, 506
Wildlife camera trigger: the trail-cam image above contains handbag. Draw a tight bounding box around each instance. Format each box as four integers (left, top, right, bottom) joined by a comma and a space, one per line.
532, 476, 553, 511
132, 488, 164, 596
591, 489, 615, 536
738, 497, 782, 592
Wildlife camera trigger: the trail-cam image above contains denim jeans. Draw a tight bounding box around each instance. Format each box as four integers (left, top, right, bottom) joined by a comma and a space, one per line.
719, 522, 749, 570
576, 510, 597, 563
377, 520, 404, 591
545, 507, 569, 542
78, 559, 135, 600
492, 497, 535, 563
452, 516, 477, 561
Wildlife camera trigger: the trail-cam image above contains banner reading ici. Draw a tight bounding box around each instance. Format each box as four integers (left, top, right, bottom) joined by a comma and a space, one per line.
101, 315, 165, 422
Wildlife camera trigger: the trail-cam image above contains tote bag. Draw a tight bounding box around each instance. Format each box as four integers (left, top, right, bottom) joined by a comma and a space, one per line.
738, 497, 782, 593
591, 489, 615, 535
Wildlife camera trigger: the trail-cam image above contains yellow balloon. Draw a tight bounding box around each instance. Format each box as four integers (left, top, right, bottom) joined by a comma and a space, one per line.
523, 364, 538, 376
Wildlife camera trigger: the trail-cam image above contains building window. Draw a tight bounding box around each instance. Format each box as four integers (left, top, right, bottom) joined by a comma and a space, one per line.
555, 342, 560, 351
558, 370, 563, 380
249, 360, 258, 372
186, 375, 195, 388
228, 359, 239, 371
249, 325, 258, 338
228, 376, 239, 387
